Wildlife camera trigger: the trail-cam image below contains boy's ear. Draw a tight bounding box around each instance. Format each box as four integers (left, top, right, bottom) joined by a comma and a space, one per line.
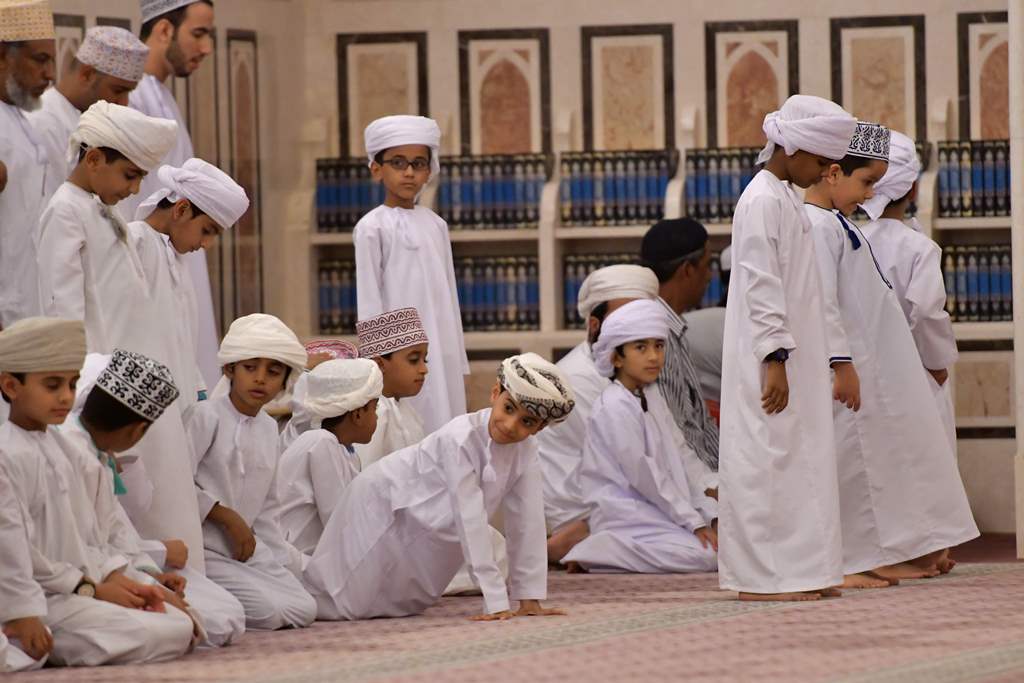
222, 363, 235, 379
172, 198, 193, 221
128, 421, 149, 445
373, 356, 387, 372
369, 162, 384, 182
0, 373, 21, 401
489, 380, 502, 402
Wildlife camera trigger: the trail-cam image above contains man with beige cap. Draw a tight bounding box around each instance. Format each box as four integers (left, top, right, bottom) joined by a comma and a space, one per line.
29, 25, 150, 193
0, 0, 54, 329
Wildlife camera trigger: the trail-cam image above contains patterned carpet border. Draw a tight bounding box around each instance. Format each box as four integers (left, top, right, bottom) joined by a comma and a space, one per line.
266, 562, 1023, 683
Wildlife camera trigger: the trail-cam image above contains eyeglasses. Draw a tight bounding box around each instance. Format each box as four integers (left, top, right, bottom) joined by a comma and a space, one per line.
381, 156, 430, 171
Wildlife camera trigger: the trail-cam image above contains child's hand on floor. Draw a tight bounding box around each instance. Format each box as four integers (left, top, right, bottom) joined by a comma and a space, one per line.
163, 539, 189, 569
695, 526, 719, 552
832, 361, 861, 411
3, 616, 53, 660
761, 362, 789, 414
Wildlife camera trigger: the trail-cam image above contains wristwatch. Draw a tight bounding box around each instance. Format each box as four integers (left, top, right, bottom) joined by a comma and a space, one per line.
764, 348, 790, 364
74, 577, 96, 598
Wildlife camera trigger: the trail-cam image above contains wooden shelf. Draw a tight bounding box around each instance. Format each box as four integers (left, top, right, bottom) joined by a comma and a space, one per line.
305, 330, 585, 353
953, 321, 1014, 341
933, 216, 1011, 230
449, 229, 539, 243
556, 225, 648, 239
309, 232, 354, 245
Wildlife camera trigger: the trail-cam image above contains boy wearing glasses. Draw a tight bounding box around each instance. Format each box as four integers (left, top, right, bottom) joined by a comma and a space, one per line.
354, 115, 468, 433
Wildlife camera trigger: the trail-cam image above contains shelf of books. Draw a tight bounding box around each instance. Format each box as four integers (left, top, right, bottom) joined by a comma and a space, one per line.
309, 139, 1014, 354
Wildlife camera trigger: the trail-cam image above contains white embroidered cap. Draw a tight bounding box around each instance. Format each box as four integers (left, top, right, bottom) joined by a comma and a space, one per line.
140, 0, 195, 25
77, 26, 149, 83
0, 0, 54, 42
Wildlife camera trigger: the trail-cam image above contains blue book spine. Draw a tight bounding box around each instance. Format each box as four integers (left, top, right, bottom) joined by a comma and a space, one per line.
684, 155, 697, 216
943, 249, 957, 318
995, 143, 1009, 215
948, 146, 962, 216
317, 266, 330, 331
603, 160, 616, 223
707, 155, 720, 221
328, 265, 342, 333
527, 260, 539, 328
966, 248, 980, 321
1001, 249, 1013, 320
978, 249, 991, 320
955, 250, 969, 320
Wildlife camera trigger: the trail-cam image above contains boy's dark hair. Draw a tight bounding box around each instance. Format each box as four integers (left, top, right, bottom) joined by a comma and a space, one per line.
321, 413, 347, 432
81, 386, 150, 432
77, 145, 129, 164
836, 154, 875, 176
0, 372, 25, 404
372, 147, 433, 165
590, 302, 610, 324
157, 196, 208, 218
140, 0, 214, 42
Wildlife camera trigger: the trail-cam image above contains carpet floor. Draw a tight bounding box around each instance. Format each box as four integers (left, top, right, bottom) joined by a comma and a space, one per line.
11, 551, 1024, 683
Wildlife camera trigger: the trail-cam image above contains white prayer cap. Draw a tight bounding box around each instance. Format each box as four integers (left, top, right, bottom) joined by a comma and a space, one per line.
846, 121, 890, 161
356, 307, 429, 358
591, 299, 669, 378
140, 0, 197, 25
719, 246, 732, 272
302, 358, 383, 429
497, 352, 575, 425
214, 313, 308, 399
76, 26, 149, 83
364, 115, 441, 176
577, 264, 659, 320
134, 158, 249, 229
0, 0, 54, 42
94, 349, 179, 422
70, 100, 177, 172
860, 131, 921, 221
756, 94, 858, 165
0, 317, 84, 373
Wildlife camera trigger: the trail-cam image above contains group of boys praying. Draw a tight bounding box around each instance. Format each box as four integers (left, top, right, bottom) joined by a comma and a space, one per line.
0, 0, 977, 672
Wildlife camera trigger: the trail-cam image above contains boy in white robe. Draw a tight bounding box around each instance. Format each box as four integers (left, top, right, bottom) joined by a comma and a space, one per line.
0, 0, 55, 326
563, 299, 718, 573
34, 101, 207, 573
305, 353, 574, 621
858, 132, 959, 454
719, 95, 857, 602
537, 265, 660, 562
353, 307, 429, 469
279, 339, 359, 451
63, 350, 246, 647
278, 358, 382, 556
0, 317, 194, 666
28, 26, 148, 193
185, 313, 317, 631
355, 115, 468, 432
130, 158, 250, 409
805, 123, 978, 587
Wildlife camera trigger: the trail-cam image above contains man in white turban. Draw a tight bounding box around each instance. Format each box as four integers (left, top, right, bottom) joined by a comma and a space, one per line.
562, 299, 719, 574
29, 26, 149, 194
184, 313, 317, 631
355, 114, 468, 434
277, 358, 383, 557
128, 158, 248, 412
859, 131, 958, 453
125, 0, 218, 393
537, 264, 659, 562
719, 94, 856, 601
305, 352, 572, 621
0, 0, 55, 327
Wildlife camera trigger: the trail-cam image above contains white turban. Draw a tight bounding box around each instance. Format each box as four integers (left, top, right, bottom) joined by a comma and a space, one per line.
70, 101, 177, 172
134, 158, 249, 229
213, 314, 308, 400
860, 131, 921, 221
591, 299, 669, 378
497, 352, 575, 424
364, 115, 441, 176
0, 317, 85, 373
577, 264, 660, 320
302, 358, 383, 429
756, 95, 858, 165
719, 246, 732, 272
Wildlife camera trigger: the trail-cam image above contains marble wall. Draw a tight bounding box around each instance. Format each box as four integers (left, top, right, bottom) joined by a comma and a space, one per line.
960, 12, 1009, 139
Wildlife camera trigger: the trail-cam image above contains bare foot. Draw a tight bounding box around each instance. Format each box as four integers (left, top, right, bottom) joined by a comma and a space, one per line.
816, 587, 843, 598
565, 561, 587, 574
547, 520, 590, 564
937, 556, 957, 574
864, 570, 899, 586
738, 591, 820, 602
873, 562, 940, 581
842, 573, 891, 589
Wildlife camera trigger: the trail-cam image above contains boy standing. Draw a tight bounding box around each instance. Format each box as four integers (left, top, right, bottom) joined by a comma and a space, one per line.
858, 132, 959, 454
805, 123, 977, 584
355, 115, 468, 432
563, 299, 718, 573
719, 95, 857, 602
185, 313, 316, 630
353, 307, 429, 468
305, 353, 574, 621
